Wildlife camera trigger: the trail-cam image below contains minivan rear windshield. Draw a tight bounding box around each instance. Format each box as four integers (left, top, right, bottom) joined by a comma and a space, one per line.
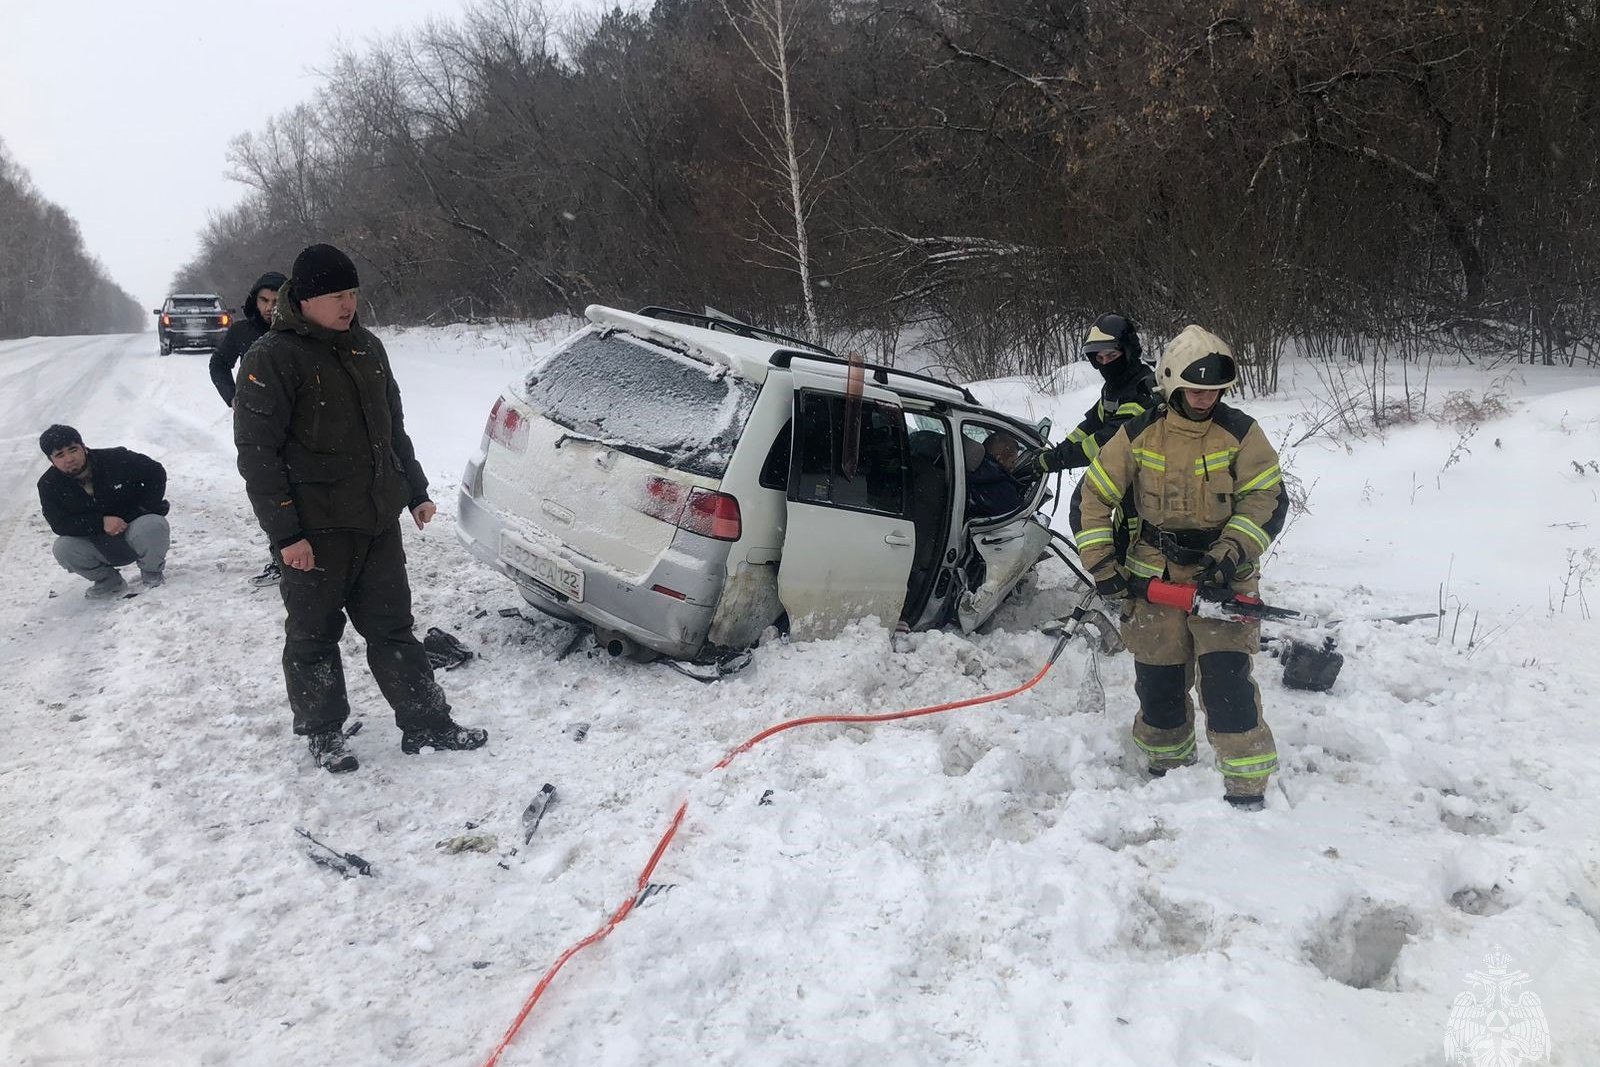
523, 329, 760, 478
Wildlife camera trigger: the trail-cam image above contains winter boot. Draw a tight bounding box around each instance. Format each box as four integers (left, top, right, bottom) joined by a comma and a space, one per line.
308, 729, 359, 774
401, 720, 489, 755
249, 561, 282, 588
1224, 793, 1265, 812
140, 568, 165, 589
85, 573, 129, 600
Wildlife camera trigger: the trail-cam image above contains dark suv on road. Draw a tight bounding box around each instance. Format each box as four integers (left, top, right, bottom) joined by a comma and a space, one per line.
155, 294, 231, 356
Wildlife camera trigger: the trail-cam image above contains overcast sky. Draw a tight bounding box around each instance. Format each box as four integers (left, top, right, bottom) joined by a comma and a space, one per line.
0, 0, 610, 313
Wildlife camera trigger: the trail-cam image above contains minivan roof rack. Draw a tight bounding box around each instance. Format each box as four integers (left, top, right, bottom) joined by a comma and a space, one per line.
769, 349, 977, 405
636, 306, 834, 355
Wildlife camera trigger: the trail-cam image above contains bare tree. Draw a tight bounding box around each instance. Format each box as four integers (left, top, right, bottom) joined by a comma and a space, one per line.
171, 0, 1600, 381
720, 0, 824, 340
0, 139, 143, 338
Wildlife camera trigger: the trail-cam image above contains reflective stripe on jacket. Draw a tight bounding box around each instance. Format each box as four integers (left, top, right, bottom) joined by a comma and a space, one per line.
1070, 401, 1286, 582
1045, 363, 1158, 470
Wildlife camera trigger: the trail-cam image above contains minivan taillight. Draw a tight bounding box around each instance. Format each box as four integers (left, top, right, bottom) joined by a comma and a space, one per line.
682, 488, 741, 541
485, 396, 527, 451
638, 476, 741, 541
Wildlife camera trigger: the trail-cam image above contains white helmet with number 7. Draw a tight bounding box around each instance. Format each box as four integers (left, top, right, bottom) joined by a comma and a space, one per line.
1156, 324, 1237, 396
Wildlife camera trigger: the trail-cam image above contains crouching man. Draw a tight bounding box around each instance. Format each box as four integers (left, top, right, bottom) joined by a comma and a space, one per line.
37, 424, 170, 598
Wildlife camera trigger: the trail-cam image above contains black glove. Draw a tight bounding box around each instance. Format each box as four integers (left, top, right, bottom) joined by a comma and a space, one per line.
1195, 547, 1238, 600
1094, 572, 1129, 600
1013, 446, 1054, 477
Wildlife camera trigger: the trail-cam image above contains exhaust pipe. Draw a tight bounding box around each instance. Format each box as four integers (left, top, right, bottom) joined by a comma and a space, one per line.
597, 630, 638, 659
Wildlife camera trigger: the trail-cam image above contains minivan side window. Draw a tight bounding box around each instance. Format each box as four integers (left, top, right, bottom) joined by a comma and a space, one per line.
791, 392, 907, 515
760, 421, 792, 491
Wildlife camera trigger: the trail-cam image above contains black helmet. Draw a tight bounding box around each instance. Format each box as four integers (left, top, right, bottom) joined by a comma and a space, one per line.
1082, 312, 1142, 364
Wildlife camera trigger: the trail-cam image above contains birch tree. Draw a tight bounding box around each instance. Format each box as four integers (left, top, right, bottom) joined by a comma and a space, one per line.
720, 0, 823, 341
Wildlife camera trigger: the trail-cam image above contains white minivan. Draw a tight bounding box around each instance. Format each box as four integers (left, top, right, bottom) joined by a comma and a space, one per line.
457, 306, 1053, 662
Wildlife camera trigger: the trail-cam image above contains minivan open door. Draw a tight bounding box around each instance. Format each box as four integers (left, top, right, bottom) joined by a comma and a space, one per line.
778, 369, 915, 639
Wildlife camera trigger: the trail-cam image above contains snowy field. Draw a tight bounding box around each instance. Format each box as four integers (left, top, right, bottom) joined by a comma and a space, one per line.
1, 323, 1598, 1067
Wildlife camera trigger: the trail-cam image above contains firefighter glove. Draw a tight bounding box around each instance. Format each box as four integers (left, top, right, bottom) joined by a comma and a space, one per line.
1014, 446, 1053, 476
1195, 547, 1238, 594
1094, 572, 1129, 600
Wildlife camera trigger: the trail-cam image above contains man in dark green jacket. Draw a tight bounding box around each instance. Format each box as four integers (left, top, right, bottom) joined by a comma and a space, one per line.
234, 243, 486, 774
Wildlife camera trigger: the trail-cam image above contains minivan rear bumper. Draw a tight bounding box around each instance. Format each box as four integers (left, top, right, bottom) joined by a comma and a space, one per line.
456, 487, 728, 661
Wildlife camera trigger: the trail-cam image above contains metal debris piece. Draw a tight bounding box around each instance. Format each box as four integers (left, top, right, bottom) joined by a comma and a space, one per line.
634, 883, 676, 907
521, 784, 557, 844
296, 827, 374, 877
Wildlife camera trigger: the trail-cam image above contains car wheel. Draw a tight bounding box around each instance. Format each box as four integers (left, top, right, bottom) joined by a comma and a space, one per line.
159, 341, 171, 356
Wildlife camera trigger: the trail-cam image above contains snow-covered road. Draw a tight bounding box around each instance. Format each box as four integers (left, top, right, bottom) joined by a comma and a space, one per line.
1, 327, 1597, 1067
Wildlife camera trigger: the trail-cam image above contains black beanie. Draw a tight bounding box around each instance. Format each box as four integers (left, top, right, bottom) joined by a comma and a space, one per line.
40, 424, 83, 456
290, 244, 359, 301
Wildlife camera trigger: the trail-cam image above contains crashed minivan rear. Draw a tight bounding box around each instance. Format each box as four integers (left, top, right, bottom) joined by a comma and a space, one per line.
457, 306, 1051, 662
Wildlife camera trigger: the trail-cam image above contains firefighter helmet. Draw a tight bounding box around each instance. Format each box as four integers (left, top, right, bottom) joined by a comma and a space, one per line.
1082, 312, 1142, 362
1156, 325, 1237, 394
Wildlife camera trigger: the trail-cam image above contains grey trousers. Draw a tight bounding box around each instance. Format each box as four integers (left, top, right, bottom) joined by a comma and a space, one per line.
52, 514, 170, 581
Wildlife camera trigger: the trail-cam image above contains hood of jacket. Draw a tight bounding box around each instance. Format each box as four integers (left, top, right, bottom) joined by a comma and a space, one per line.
243, 271, 287, 330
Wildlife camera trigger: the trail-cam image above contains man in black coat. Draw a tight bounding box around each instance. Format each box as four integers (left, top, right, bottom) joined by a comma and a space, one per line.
210, 271, 285, 408
210, 270, 288, 588
37, 425, 170, 599
234, 243, 487, 774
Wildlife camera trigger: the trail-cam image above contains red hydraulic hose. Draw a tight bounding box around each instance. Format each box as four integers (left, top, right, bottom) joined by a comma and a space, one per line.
479, 603, 1090, 1066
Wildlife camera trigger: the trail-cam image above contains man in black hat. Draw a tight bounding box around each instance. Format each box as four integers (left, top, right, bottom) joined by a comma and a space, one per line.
211, 269, 287, 587
234, 243, 488, 774
37, 424, 170, 599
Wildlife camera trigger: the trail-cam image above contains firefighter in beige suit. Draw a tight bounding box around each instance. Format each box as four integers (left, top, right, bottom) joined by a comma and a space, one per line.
1069, 325, 1289, 810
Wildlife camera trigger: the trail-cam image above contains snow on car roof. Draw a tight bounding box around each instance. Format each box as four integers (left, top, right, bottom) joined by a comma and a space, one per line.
583, 304, 970, 404
585, 305, 791, 382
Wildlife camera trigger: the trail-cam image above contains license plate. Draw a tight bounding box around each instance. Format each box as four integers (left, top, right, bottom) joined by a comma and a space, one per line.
501, 533, 584, 601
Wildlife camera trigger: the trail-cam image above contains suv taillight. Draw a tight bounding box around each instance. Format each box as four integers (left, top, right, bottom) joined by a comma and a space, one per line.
485, 396, 527, 451
219, 313, 231, 327
637, 476, 740, 541
682, 487, 741, 540
161, 314, 170, 326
